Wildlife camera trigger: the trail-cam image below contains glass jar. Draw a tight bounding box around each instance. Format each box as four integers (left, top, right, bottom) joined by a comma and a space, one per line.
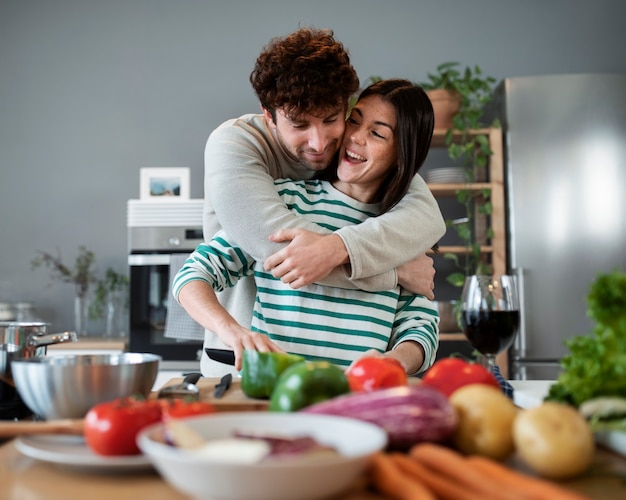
0, 302, 15, 321
14, 302, 41, 322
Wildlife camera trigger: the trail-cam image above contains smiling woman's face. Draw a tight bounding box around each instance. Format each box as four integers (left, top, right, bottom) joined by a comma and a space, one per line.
335, 95, 398, 203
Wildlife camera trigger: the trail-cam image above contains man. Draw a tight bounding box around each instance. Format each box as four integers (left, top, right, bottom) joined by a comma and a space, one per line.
183, 27, 445, 376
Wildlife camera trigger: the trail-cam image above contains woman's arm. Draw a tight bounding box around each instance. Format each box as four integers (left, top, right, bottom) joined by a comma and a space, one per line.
177, 281, 284, 370
390, 293, 440, 375
347, 293, 439, 375
172, 241, 284, 370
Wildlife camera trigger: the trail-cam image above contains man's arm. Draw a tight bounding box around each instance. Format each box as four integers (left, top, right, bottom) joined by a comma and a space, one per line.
205, 120, 444, 292
204, 121, 396, 290
204, 122, 337, 264
335, 174, 446, 279
264, 230, 436, 299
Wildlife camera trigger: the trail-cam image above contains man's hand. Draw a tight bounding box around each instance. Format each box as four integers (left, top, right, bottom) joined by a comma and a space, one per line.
264, 229, 348, 288
397, 253, 436, 299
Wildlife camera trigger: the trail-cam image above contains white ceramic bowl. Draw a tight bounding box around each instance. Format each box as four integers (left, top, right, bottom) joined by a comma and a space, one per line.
137, 412, 387, 500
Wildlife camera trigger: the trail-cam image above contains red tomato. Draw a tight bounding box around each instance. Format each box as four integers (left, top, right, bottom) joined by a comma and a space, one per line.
420, 358, 500, 397
84, 397, 162, 456
346, 357, 408, 392
159, 399, 215, 419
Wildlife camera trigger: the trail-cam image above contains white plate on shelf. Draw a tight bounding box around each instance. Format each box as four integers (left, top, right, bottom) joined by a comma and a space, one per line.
15, 434, 152, 472
425, 167, 467, 184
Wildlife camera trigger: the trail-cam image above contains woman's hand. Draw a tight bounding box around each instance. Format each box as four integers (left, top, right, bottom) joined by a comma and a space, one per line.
264, 229, 348, 288
221, 327, 286, 371
352, 342, 425, 375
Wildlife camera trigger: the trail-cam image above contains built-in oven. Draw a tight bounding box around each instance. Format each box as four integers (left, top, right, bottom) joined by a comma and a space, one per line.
127, 200, 205, 370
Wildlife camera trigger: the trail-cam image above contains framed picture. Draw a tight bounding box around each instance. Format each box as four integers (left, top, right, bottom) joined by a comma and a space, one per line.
140, 167, 190, 201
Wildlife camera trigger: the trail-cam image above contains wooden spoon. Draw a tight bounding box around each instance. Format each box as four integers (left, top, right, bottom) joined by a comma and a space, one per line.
0, 419, 84, 438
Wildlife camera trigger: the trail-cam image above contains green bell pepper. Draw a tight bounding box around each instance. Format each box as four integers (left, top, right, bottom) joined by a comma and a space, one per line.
241, 350, 305, 399
269, 361, 350, 412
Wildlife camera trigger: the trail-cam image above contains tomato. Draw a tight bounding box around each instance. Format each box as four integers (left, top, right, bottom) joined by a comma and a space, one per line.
159, 399, 216, 419
84, 397, 162, 456
420, 357, 500, 397
345, 357, 408, 393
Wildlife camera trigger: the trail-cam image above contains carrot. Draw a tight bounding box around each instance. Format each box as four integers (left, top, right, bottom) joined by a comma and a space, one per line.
389, 453, 483, 500
369, 452, 436, 500
408, 443, 524, 500
467, 455, 592, 500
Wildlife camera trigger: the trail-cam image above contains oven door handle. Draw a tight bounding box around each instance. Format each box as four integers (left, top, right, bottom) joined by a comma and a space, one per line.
128, 254, 173, 266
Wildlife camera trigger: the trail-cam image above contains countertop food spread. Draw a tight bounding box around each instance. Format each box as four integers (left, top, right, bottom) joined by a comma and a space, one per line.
2, 378, 626, 500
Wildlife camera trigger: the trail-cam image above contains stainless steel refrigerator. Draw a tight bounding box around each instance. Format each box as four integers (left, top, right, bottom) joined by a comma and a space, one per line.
485, 74, 626, 380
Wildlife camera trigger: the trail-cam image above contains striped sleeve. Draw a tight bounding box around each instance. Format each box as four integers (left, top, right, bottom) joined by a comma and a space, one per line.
172, 233, 256, 301
391, 293, 440, 375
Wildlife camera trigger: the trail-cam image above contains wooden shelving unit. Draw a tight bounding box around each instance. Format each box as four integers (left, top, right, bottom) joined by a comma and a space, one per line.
427, 127, 509, 376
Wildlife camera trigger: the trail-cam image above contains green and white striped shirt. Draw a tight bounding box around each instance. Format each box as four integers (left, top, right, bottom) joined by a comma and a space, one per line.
173, 179, 439, 373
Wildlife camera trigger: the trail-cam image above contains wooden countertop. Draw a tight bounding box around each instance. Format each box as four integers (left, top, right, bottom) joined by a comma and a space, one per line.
2, 378, 626, 500
47, 337, 127, 351
3, 438, 626, 500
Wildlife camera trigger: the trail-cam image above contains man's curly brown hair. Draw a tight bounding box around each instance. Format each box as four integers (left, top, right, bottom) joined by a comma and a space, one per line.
250, 28, 359, 120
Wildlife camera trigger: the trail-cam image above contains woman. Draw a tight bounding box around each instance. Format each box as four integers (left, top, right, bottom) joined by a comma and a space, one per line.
174, 79, 439, 374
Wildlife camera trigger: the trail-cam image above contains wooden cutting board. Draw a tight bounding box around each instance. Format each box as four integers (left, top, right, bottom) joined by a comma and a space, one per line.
158, 377, 269, 412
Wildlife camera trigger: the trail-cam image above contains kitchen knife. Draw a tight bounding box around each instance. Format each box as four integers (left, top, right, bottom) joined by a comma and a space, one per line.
205, 348, 236, 366
213, 373, 233, 399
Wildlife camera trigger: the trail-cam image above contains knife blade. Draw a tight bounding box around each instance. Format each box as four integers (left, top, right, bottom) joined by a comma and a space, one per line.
213, 373, 233, 399
205, 348, 236, 365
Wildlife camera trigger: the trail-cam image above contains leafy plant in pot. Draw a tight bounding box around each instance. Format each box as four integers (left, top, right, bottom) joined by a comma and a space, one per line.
419, 62, 500, 289
31, 246, 98, 336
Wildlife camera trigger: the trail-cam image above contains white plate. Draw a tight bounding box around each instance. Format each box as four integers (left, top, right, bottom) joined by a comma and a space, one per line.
509, 380, 554, 409
15, 435, 152, 472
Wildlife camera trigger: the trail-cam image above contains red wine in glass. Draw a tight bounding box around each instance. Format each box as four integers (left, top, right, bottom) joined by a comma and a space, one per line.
460, 275, 520, 369
461, 309, 520, 356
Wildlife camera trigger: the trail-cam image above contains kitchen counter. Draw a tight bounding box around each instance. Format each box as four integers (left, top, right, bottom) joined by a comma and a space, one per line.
46, 336, 127, 354
2, 378, 626, 500
2, 436, 626, 500
0, 441, 626, 500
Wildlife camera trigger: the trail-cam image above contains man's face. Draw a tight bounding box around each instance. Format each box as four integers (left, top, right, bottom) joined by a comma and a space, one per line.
264, 106, 346, 171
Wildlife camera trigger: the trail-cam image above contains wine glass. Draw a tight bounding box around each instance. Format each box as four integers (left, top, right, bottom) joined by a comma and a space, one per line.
460, 275, 520, 369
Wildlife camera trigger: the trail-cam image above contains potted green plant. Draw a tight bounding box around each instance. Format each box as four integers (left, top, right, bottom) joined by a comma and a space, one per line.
418, 62, 500, 289
31, 246, 98, 335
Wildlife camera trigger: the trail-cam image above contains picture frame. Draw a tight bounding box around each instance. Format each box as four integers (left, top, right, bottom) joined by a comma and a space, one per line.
140, 167, 190, 201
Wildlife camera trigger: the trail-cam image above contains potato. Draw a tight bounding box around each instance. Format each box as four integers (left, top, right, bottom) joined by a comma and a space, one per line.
513, 402, 595, 479
449, 384, 518, 460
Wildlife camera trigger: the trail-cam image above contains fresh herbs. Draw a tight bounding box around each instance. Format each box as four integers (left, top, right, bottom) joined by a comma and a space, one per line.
31, 247, 129, 324
89, 268, 129, 321
31, 246, 97, 299
546, 270, 626, 407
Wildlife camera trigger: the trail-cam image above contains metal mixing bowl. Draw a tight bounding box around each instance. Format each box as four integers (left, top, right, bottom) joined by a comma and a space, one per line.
11, 353, 161, 419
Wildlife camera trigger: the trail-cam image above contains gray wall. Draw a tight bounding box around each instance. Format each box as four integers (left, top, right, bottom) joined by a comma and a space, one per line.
2, 0, 625, 333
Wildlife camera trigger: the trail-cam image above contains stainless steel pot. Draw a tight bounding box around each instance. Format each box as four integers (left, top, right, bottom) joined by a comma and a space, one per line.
0, 322, 77, 402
